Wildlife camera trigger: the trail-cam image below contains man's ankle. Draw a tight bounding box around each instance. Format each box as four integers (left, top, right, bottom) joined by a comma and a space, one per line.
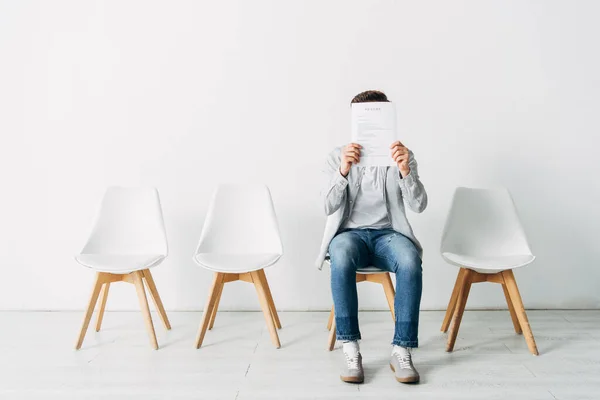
392, 345, 410, 357
343, 340, 360, 354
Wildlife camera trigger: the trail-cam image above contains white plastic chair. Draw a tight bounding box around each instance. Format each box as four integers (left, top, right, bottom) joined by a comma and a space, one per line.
193, 184, 283, 349
440, 187, 538, 355
75, 187, 171, 350
323, 259, 395, 351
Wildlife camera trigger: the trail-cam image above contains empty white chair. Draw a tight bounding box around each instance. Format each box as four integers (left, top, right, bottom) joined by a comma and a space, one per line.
75, 187, 171, 350
440, 187, 538, 355
323, 259, 395, 351
193, 184, 283, 348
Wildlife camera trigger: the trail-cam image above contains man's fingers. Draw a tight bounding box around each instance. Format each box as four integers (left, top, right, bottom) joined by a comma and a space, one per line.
346, 155, 360, 164
392, 152, 408, 161
392, 149, 408, 159
394, 155, 408, 163
389, 141, 405, 149
345, 149, 360, 158
347, 143, 362, 149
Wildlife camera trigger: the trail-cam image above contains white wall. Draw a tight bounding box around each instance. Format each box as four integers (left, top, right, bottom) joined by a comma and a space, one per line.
1, 0, 598, 311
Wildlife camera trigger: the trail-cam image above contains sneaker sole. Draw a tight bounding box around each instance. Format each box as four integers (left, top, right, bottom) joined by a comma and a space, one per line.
340, 375, 364, 384
389, 363, 420, 383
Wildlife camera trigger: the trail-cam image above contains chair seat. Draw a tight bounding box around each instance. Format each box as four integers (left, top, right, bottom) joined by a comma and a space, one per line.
356, 266, 388, 274
323, 259, 387, 275
75, 254, 166, 273
441, 252, 535, 274
194, 253, 282, 273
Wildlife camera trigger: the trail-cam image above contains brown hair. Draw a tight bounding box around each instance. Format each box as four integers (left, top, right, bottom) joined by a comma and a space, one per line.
351, 90, 389, 104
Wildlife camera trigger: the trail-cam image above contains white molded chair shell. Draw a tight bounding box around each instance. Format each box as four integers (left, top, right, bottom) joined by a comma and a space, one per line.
194, 184, 283, 273
323, 258, 388, 275
440, 187, 535, 274
76, 187, 168, 274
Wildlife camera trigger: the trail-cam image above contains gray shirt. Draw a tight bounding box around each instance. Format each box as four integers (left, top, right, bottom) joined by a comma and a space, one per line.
341, 166, 391, 230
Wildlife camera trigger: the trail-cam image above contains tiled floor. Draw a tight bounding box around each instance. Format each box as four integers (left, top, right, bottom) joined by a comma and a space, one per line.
1, 310, 598, 399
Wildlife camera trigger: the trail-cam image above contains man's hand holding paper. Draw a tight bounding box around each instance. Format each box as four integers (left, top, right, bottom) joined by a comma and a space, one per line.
390, 141, 411, 178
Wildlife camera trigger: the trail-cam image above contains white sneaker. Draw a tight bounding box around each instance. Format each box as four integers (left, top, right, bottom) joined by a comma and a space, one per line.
340, 341, 364, 383
390, 346, 420, 383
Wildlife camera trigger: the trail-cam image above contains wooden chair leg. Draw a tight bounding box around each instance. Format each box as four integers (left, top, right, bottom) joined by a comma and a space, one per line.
208, 282, 223, 330
446, 268, 472, 352
257, 269, 282, 329
141, 269, 171, 330
441, 268, 465, 332
132, 271, 158, 350
502, 282, 522, 334
381, 273, 396, 322
75, 273, 105, 349
502, 270, 539, 355
251, 270, 281, 348
327, 306, 334, 331
195, 272, 225, 349
328, 313, 337, 351
95, 282, 110, 332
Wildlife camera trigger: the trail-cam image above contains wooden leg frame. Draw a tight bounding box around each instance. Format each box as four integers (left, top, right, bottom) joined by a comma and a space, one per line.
327, 272, 396, 351
195, 269, 282, 349
441, 267, 538, 355
75, 269, 171, 350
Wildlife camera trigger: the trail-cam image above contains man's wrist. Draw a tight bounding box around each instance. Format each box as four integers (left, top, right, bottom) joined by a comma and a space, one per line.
399, 168, 410, 179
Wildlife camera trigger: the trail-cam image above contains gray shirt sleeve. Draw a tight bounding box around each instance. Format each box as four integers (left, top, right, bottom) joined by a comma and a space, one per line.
321, 148, 348, 215
397, 150, 428, 213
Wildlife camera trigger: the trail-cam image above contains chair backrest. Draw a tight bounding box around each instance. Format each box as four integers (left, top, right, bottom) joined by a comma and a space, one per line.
195, 184, 283, 256
81, 187, 168, 256
441, 187, 533, 257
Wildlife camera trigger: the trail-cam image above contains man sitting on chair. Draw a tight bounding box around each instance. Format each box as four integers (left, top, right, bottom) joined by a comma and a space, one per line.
316, 90, 427, 384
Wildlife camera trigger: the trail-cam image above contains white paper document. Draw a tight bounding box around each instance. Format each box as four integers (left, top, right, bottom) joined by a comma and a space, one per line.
351, 102, 398, 167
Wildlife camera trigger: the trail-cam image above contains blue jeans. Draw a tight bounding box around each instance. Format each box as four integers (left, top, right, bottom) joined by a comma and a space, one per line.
329, 228, 422, 347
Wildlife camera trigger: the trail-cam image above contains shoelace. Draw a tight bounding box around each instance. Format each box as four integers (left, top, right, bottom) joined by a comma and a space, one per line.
344, 351, 360, 370
393, 352, 413, 369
